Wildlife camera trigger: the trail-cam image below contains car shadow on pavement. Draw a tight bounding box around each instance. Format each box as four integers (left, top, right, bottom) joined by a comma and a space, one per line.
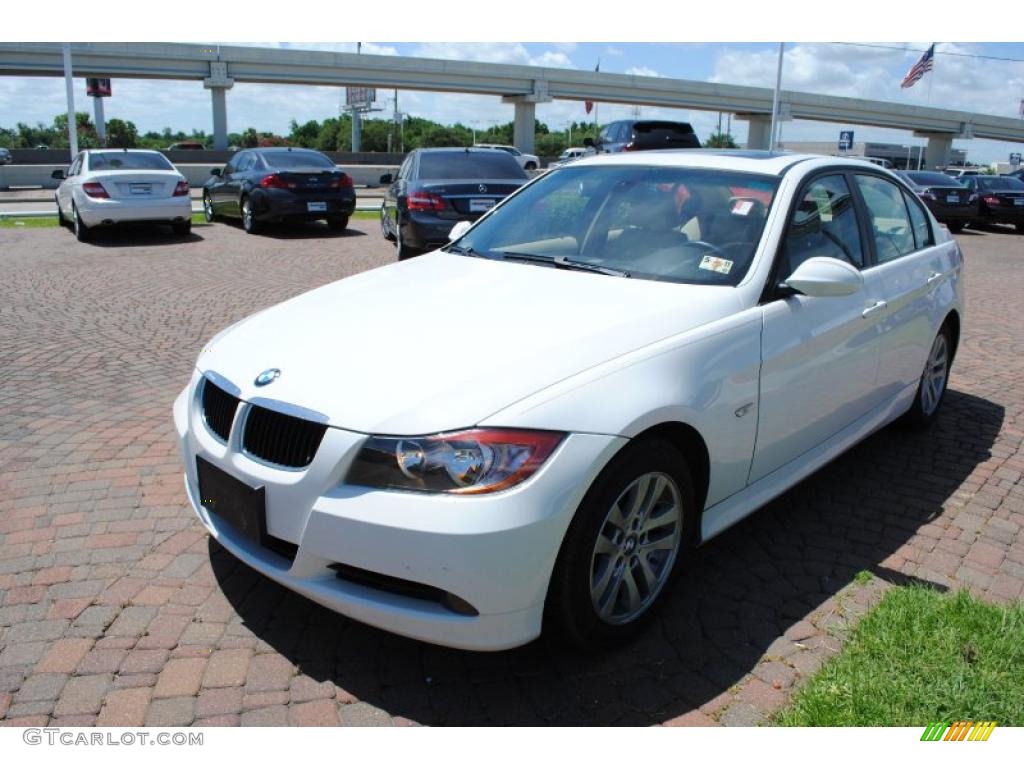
209, 388, 1004, 725
220, 220, 368, 240
78, 227, 204, 248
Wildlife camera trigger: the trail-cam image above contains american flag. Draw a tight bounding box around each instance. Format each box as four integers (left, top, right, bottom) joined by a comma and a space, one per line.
585, 61, 599, 114
901, 44, 935, 89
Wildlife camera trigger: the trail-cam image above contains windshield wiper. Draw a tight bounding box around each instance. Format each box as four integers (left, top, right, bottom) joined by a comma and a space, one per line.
443, 243, 487, 258
498, 251, 630, 278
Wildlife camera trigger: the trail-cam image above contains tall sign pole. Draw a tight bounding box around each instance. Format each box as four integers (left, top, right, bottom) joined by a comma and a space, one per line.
769, 43, 785, 151
62, 43, 78, 159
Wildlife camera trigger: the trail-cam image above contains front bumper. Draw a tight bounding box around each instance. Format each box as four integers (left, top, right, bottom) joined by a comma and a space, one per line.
75, 193, 192, 227
173, 371, 623, 651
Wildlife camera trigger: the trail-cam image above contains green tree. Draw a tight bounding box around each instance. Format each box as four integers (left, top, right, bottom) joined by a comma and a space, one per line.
704, 131, 738, 148
240, 127, 259, 148
105, 118, 138, 148
289, 119, 321, 148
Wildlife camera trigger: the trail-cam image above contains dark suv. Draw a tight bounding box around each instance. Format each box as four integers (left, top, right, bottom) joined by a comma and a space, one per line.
584, 120, 701, 154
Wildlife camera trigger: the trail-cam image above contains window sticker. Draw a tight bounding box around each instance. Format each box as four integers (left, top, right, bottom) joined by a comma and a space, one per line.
731, 199, 754, 216
699, 254, 734, 275
810, 187, 833, 222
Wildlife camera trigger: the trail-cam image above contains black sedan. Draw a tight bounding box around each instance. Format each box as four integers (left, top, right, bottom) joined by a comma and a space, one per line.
379, 148, 528, 259
897, 171, 978, 232
203, 148, 356, 234
961, 175, 1024, 232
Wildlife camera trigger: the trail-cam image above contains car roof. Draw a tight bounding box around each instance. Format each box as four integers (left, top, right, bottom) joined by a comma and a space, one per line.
567, 149, 858, 176
84, 148, 161, 153
417, 147, 507, 154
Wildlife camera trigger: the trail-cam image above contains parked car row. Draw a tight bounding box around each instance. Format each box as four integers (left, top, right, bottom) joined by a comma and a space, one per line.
897, 170, 1024, 233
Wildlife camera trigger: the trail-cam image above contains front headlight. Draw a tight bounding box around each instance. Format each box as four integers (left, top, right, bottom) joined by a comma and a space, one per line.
346, 428, 565, 494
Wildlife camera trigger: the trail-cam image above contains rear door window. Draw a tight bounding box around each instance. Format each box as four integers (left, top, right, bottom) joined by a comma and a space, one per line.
902, 190, 933, 250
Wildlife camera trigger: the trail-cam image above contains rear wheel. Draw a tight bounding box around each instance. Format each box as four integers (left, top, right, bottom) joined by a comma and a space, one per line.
241, 197, 260, 235
73, 204, 91, 242
327, 216, 349, 232
524, 161, 538, 171
396, 227, 418, 260
901, 325, 952, 429
948, 221, 965, 233
546, 438, 695, 650
202, 191, 216, 222
56, 197, 66, 227
172, 220, 192, 237
1016, 222, 1024, 234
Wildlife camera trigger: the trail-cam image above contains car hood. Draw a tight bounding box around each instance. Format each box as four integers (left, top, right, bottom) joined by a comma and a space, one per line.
198, 252, 742, 435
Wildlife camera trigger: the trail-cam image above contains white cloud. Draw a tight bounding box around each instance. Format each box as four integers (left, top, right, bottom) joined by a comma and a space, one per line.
626, 66, 660, 77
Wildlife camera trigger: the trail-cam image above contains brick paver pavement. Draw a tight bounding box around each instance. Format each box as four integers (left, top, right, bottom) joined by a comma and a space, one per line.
1, 220, 1022, 726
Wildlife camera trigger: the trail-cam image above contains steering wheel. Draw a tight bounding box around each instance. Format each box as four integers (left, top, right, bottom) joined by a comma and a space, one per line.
684, 240, 729, 259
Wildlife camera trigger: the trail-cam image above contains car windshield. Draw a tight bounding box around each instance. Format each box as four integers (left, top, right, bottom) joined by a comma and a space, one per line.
979, 176, 1024, 191
907, 172, 966, 187
453, 164, 779, 286
88, 152, 174, 171
418, 151, 527, 180
260, 150, 335, 169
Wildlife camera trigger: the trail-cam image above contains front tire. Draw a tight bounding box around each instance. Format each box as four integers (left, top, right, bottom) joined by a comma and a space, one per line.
1016, 222, 1024, 234
381, 206, 396, 241
524, 161, 538, 171
901, 325, 952, 429
56, 198, 66, 227
948, 221, 965, 233
545, 438, 695, 650
241, 197, 260, 235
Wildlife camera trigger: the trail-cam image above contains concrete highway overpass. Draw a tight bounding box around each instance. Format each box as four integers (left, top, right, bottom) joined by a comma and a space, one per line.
2, 42, 1022, 166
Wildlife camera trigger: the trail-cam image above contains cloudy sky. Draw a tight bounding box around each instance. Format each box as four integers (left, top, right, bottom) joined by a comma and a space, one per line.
3, 41, 1024, 162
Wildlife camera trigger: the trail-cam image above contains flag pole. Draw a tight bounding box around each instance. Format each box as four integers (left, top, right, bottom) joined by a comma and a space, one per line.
769, 43, 785, 151
926, 46, 934, 106
62, 42, 78, 160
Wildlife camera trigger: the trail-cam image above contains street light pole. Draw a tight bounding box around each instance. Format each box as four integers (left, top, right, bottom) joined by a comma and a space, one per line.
62, 42, 78, 159
769, 42, 785, 151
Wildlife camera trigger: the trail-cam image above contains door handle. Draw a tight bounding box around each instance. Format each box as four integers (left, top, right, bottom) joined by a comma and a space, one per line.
926, 272, 944, 287
862, 300, 888, 318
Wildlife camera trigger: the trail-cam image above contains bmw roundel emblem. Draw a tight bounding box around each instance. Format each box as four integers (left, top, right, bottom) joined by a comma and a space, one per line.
255, 368, 281, 386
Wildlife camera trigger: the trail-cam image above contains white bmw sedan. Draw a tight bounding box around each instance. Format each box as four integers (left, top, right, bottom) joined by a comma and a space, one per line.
173, 151, 963, 651
54, 149, 192, 241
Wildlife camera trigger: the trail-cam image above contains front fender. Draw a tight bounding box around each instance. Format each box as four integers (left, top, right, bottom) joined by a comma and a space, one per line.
481, 307, 763, 508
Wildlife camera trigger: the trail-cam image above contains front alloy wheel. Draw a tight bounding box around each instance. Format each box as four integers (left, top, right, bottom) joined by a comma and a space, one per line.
546, 437, 695, 649
203, 192, 215, 222
590, 472, 682, 625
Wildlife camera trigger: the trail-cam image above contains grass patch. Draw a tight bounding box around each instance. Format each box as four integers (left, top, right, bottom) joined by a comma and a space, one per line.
776, 586, 1024, 726
1, 210, 377, 228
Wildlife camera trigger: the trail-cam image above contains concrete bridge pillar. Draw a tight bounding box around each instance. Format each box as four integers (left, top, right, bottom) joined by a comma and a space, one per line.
915, 132, 954, 170
503, 81, 552, 155
740, 115, 772, 150
204, 61, 234, 151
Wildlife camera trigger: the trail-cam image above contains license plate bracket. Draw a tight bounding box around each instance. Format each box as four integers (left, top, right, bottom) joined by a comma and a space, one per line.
129, 183, 152, 195
307, 201, 327, 212
196, 456, 266, 546
1015, 199, 1024, 206
469, 198, 495, 213
946, 194, 958, 203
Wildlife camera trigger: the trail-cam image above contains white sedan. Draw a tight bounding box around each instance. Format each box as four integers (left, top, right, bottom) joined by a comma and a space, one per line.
174, 151, 963, 651
474, 143, 541, 171
54, 149, 192, 241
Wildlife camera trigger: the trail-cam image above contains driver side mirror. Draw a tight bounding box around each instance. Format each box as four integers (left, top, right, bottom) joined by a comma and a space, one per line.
784, 257, 863, 297
379, 173, 394, 185
583, 137, 595, 148
51, 169, 66, 180
448, 220, 472, 242
210, 168, 221, 177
